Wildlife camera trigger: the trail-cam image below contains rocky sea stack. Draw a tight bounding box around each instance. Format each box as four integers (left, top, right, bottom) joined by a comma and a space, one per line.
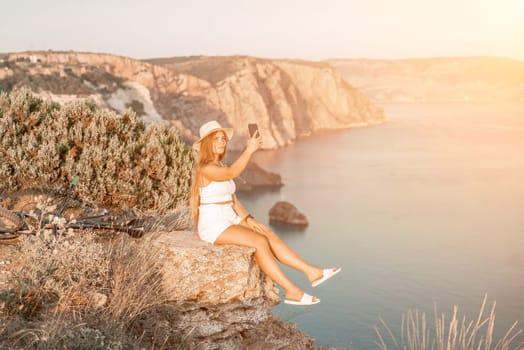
269, 201, 309, 227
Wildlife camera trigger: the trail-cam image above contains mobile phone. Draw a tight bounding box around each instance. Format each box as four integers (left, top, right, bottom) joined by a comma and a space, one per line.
248, 123, 258, 137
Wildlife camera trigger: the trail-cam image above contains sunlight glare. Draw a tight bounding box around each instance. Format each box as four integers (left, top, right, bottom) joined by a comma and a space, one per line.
514, 0, 524, 9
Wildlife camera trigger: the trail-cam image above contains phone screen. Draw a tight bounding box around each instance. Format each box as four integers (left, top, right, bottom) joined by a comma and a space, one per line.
248, 123, 258, 137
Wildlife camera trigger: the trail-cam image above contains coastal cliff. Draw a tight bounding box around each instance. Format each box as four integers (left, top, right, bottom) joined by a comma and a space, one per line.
0, 228, 316, 349
0, 159, 314, 349
148, 55, 386, 150
1, 51, 385, 151
328, 57, 524, 103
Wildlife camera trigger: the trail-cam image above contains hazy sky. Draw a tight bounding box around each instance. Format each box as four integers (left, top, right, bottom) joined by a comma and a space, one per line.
2, 0, 523, 60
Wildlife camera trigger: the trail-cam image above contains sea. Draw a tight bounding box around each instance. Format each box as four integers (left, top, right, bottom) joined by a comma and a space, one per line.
236, 103, 524, 349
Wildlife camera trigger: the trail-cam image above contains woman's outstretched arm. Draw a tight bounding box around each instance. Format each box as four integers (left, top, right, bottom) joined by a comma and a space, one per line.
200, 131, 262, 182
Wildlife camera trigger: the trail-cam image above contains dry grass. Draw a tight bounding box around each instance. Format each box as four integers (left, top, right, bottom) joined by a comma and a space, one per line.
140, 205, 193, 234
104, 234, 169, 325
0, 231, 188, 349
375, 295, 523, 350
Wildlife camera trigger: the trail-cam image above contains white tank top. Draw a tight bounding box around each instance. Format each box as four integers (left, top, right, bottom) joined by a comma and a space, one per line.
199, 180, 236, 204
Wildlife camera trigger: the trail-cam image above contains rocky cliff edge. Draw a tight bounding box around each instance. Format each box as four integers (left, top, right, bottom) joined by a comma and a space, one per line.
151, 231, 316, 349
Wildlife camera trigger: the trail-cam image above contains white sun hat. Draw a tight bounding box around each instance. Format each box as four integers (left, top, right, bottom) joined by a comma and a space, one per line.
193, 120, 234, 150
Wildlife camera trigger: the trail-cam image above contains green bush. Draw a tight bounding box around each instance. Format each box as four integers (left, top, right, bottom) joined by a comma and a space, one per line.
0, 88, 193, 210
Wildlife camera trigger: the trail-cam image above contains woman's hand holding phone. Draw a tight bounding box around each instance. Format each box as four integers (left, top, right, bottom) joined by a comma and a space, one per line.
248, 123, 259, 137
246, 123, 262, 154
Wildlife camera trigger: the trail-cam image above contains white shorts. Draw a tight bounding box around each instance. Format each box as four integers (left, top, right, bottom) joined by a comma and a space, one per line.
197, 203, 242, 244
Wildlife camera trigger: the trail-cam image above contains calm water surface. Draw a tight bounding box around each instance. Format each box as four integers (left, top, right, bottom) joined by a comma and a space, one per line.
237, 104, 524, 349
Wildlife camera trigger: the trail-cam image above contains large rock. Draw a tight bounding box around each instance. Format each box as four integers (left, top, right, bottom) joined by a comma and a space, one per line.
234, 161, 283, 192
152, 231, 279, 304
151, 231, 315, 349
268, 201, 309, 227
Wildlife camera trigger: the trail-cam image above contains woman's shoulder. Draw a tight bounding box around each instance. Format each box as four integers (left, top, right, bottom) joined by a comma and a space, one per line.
199, 162, 223, 187
201, 161, 223, 169
200, 161, 227, 175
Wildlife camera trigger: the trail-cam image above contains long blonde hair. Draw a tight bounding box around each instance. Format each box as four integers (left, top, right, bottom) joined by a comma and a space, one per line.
190, 131, 228, 227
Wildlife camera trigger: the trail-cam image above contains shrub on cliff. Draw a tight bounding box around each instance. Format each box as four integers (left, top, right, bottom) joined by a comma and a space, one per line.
0, 88, 193, 209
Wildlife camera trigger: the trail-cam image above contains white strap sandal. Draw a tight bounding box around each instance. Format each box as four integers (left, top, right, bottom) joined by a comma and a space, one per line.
284, 292, 320, 306
312, 267, 342, 287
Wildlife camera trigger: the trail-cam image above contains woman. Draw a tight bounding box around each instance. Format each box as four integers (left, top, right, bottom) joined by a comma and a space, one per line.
190, 120, 340, 306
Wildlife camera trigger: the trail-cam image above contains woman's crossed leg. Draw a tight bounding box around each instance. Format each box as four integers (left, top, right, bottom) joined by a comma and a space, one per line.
215, 224, 318, 303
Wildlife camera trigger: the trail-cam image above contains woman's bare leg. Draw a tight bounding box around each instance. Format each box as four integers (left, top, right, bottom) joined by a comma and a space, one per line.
248, 225, 325, 283
215, 225, 317, 302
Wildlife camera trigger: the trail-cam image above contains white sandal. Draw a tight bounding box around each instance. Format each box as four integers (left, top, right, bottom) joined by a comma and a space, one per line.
284, 292, 320, 306
312, 267, 341, 287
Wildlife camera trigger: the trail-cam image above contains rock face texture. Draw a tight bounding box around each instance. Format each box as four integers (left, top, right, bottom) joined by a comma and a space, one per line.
1, 52, 386, 151
150, 56, 387, 151
153, 231, 279, 304
151, 231, 315, 349
268, 201, 309, 227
